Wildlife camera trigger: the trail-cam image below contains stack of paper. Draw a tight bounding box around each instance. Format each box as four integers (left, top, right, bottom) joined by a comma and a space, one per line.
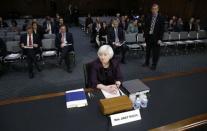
65, 88, 88, 108
101, 89, 125, 99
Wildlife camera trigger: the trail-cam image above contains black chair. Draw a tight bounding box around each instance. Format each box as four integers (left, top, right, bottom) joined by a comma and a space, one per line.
83, 61, 93, 88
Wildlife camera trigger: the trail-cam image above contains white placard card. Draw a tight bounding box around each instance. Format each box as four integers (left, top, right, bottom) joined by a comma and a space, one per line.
110, 109, 141, 126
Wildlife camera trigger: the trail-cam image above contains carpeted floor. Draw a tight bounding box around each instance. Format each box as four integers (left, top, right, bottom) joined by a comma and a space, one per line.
0, 27, 207, 100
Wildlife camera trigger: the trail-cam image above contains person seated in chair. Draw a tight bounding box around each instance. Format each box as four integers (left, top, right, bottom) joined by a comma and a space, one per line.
99, 21, 108, 45
55, 17, 69, 34
20, 25, 41, 79
43, 16, 55, 34
0, 17, 8, 28
55, 25, 74, 73
108, 19, 128, 64
90, 45, 123, 94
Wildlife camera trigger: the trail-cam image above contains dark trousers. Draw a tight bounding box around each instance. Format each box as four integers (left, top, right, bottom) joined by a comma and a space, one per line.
145, 36, 160, 66
24, 49, 39, 74
59, 45, 74, 69
113, 44, 128, 62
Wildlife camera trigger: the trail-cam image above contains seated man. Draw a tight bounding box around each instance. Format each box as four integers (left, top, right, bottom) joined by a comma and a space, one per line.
0, 38, 7, 59
108, 19, 128, 64
55, 25, 74, 73
43, 16, 55, 34
20, 25, 41, 79
0, 17, 8, 28
90, 45, 123, 94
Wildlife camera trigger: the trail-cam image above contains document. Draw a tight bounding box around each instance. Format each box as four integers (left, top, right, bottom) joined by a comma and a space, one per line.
101, 89, 125, 99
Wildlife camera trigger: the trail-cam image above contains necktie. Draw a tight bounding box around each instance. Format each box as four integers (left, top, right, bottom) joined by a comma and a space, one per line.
29, 34, 32, 47
61, 33, 64, 43
115, 28, 119, 42
150, 15, 157, 34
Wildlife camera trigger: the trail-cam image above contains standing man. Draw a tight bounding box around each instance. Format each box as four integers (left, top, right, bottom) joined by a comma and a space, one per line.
20, 25, 41, 79
55, 25, 74, 73
143, 4, 164, 70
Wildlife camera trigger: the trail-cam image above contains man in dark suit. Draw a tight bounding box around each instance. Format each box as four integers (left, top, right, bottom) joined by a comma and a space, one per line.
0, 17, 8, 28
143, 4, 165, 70
54, 17, 69, 34
20, 25, 41, 79
43, 16, 55, 34
108, 19, 128, 64
55, 25, 74, 73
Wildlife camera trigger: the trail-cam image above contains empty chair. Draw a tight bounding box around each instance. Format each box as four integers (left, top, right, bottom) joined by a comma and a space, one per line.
125, 33, 137, 44
4, 41, 22, 63
125, 33, 141, 56
185, 31, 197, 52
20, 31, 27, 35
194, 30, 207, 51
6, 32, 19, 36
137, 33, 146, 49
165, 32, 180, 55
14, 35, 20, 41
41, 39, 57, 58
161, 32, 170, 55
195, 30, 207, 44
177, 32, 189, 54
43, 34, 56, 39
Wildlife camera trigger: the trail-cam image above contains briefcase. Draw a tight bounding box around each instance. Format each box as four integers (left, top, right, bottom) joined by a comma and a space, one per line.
99, 96, 133, 115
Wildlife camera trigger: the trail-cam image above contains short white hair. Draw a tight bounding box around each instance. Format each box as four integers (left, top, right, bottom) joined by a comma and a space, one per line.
97, 45, 114, 59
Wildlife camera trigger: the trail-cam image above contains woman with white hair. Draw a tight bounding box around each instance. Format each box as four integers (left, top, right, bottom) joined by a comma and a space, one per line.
90, 45, 123, 94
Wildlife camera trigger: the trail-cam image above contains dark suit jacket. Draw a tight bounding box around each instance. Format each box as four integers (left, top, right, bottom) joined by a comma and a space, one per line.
90, 58, 123, 88
107, 27, 125, 45
185, 23, 196, 32
144, 14, 165, 42
54, 23, 69, 34
20, 33, 40, 48
43, 21, 55, 34
55, 32, 74, 50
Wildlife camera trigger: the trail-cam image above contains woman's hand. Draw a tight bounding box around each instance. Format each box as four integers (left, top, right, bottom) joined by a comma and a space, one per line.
115, 81, 121, 88
105, 85, 118, 94
97, 84, 118, 95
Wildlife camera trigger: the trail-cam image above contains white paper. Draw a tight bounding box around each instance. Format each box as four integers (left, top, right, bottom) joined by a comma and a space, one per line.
101, 89, 125, 99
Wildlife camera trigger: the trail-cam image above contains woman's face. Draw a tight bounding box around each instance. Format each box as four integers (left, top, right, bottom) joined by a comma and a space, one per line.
99, 53, 110, 65
33, 24, 37, 30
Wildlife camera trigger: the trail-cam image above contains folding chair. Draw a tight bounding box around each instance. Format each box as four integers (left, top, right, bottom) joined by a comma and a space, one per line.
43, 34, 56, 39
177, 32, 189, 54
4, 41, 22, 63
194, 30, 207, 51
125, 33, 141, 56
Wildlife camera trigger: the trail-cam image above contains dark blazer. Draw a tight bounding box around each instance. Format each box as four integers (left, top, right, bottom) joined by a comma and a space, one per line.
185, 23, 196, 32
20, 33, 40, 48
42, 21, 55, 34
107, 27, 125, 45
55, 32, 74, 50
54, 23, 69, 34
0, 21, 8, 28
0, 38, 7, 57
99, 27, 108, 41
90, 58, 123, 88
144, 14, 165, 42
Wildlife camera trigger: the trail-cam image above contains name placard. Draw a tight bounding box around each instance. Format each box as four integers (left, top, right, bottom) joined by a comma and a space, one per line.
110, 109, 141, 126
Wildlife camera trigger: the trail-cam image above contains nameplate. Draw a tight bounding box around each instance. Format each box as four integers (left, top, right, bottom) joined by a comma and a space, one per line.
110, 109, 141, 126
